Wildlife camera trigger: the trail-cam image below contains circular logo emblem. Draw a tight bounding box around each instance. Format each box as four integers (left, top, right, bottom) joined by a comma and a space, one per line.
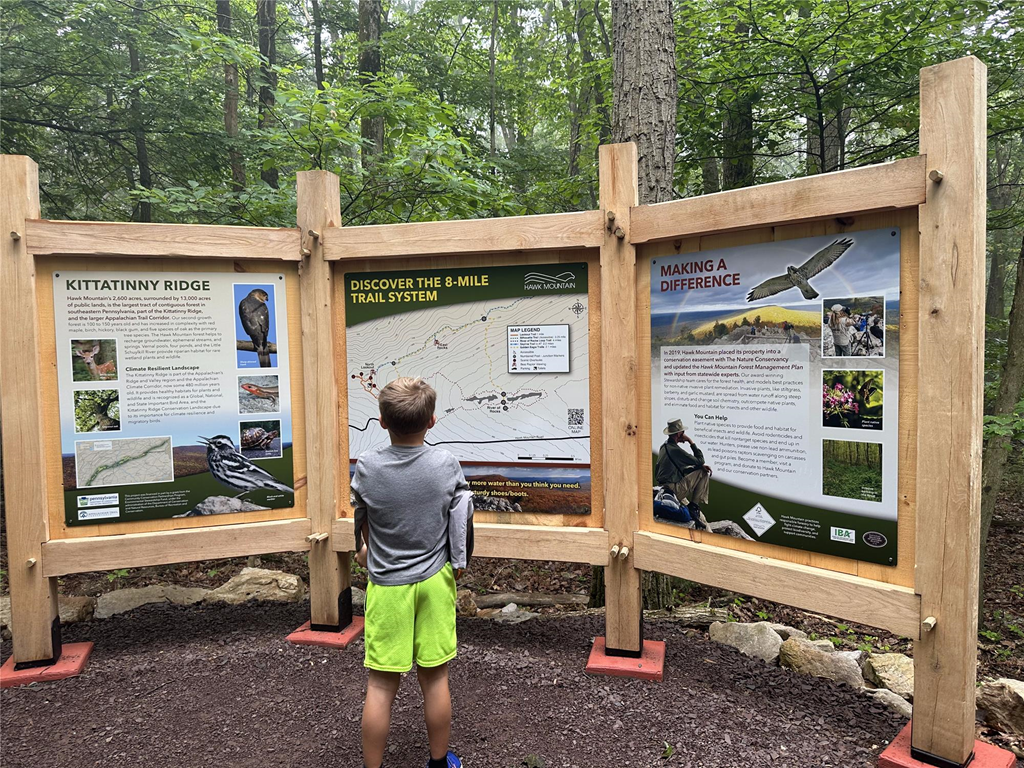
863, 531, 887, 548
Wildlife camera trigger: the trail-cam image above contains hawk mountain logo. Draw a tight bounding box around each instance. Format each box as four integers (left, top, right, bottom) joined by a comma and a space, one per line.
524, 271, 576, 291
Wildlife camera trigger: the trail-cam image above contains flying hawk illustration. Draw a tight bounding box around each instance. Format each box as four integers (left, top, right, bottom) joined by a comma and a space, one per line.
745, 238, 854, 302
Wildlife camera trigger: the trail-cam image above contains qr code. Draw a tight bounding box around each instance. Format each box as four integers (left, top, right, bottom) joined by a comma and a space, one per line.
567, 408, 584, 426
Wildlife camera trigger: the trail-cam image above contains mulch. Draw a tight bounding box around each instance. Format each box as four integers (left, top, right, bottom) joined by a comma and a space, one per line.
2, 600, 908, 768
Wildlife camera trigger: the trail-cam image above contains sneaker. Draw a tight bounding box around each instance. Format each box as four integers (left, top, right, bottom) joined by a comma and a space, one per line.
426, 752, 462, 768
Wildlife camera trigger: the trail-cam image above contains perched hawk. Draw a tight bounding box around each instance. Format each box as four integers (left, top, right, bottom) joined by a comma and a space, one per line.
745, 239, 854, 302
238, 288, 272, 367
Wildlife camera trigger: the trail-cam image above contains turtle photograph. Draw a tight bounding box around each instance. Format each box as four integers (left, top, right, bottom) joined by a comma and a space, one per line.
238, 419, 282, 459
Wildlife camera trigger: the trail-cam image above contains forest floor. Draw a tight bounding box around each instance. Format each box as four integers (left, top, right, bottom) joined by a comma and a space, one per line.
1, 601, 910, 768
1, 453, 1022, 764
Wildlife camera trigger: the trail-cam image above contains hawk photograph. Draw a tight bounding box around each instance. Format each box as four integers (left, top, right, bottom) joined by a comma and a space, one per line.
234, 282, 278, 369
746, 238, 854, 302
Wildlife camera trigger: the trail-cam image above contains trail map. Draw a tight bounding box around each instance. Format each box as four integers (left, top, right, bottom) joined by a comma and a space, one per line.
345, 264, 591, 466
75, 436, 174, 488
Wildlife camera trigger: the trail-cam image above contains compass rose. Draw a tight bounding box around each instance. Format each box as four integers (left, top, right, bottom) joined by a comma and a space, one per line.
570, 300, 586, 317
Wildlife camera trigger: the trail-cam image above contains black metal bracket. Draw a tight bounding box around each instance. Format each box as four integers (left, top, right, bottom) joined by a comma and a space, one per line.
309, 587, 353, 633
12, 616, 63, 671
909, 746, 974, 768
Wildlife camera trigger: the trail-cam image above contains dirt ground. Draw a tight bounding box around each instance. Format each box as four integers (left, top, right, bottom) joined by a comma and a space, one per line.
2, 601, 909, 768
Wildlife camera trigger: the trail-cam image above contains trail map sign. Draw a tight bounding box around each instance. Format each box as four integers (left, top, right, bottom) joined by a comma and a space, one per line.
53, 271, 295, 525
345, 263, 592, 516
650, 229, 900, 564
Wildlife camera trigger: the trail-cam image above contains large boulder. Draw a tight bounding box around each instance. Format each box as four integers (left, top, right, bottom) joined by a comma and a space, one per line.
779, 637, 865, 689
978, 678, 1024, 736
709, 621, 783, 663
867, 688, 912, 719
96, 585, 209, 619
205, 567, 305, 605
864, 653, 914, 700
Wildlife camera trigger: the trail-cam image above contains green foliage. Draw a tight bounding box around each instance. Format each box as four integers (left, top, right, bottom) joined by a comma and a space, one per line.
106, 568, 131, 582
73, 389, 120, 432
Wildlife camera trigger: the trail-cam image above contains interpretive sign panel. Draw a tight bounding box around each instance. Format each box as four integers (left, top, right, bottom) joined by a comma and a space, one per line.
649, 229, 900, 564
53, 271, 295, 525
345, 263, 592, 516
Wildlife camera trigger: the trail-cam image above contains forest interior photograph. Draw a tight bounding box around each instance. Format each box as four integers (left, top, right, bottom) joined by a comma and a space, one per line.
1, 1, 1023, 767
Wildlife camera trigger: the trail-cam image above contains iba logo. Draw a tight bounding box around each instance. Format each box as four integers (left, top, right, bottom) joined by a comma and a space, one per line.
524, 271, 576, 291
830, 526, 856, 544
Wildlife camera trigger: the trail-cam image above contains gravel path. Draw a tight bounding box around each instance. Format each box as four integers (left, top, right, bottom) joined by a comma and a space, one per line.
1, 601, 907, 768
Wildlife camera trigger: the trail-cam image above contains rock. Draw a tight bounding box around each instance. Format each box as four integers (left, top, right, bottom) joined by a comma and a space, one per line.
0, 596, 11, 640
352, 586, 366, 610
779, 637, 865, 689
494, 609, 540, 625
500, 602, 519, 614
456, 589, 478, 617
867, 688, 912, 719
59, 595, 96, 624
205, 568, 305, 605
174, 496, 269, 517
709, 621, 783, 663
978, 678, 1024, 736
472, 495, 521, 513
769, 623, 808, 642
96, 585, 209, 619
864, 653, 914, 700
706, 520, 754, 540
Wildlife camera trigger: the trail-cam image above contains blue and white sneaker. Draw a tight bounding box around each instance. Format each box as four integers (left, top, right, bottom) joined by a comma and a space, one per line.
427, 752, 462, 768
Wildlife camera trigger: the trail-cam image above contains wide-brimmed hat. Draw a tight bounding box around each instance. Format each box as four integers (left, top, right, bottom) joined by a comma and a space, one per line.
663, 419, 688, 435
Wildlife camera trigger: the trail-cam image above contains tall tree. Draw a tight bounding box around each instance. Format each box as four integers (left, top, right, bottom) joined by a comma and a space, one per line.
980, 236, 1024, 616
488, 1, 499, 161
359, 0, 385, 164
610, 0, 677, 204
720, 18, 754, 190
257, 0, 279, 188
311, 0, 325, 88
217, 0, 246, 194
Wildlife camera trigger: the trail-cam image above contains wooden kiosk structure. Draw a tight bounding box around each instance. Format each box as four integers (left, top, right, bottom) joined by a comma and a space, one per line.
0, 57, 992, 767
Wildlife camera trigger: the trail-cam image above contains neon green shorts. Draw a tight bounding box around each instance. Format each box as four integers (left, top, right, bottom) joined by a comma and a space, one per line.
364, 563, 458, 673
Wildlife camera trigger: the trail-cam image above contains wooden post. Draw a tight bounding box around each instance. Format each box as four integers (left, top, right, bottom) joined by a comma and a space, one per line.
0, 155, 62, 665
599, 143, 642, 654
913, 56, 987, 767
296, 171, 351, 630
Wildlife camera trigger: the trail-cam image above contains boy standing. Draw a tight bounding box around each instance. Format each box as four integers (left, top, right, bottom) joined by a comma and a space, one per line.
352, 377, 472, 768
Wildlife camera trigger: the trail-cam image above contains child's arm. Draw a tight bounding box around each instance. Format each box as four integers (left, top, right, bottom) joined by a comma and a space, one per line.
447, 461, 473, 577
351, 465, 369, 567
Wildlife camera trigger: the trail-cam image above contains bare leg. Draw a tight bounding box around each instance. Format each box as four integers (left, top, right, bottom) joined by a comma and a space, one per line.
363, 670, 402, 768
417, 662, 452, 761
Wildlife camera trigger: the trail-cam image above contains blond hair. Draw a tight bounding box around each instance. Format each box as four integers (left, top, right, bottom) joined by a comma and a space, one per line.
378, 377, 436, 435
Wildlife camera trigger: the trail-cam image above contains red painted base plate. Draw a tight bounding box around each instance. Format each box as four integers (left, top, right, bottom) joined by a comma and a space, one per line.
287, 617, 365, 649
879, 723, 1016, 768
0, 642, 94, 689
585, 636, 665, 682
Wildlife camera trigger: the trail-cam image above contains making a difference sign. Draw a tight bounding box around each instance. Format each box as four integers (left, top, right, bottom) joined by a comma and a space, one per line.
650, 229, 900, 565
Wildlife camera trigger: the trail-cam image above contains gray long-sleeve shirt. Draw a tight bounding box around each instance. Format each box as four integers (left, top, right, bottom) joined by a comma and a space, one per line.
352, 444, 471, 586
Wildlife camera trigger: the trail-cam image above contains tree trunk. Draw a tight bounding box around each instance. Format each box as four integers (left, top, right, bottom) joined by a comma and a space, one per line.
488, 1, 499, 161
257, 0, 278, 188
979, 233, 1024, 619
610, 0, 677, 205
562, 0, 581, 178
311, 0, 325, 88
127, 1, 151, 221
721, 21, 754, 190
591, 0, 677, 611
217, 0, 245, 195
358, 0, 384, 165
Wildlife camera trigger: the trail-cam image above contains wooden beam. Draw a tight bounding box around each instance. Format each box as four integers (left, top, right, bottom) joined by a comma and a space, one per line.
296, 171, 350, 629
41, 519, 312, 577
25, 219, 300, 260
599, 143, 643, 654
321, 210, 604, 260
1, 156, 61, 664
912, 56, 988, 766
331, 518, 609, 566
633, 531, 922, 640
630, 155, 928, 244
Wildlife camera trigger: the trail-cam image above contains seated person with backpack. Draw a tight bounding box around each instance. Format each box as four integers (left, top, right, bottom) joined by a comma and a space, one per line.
655, 419, 713, 529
